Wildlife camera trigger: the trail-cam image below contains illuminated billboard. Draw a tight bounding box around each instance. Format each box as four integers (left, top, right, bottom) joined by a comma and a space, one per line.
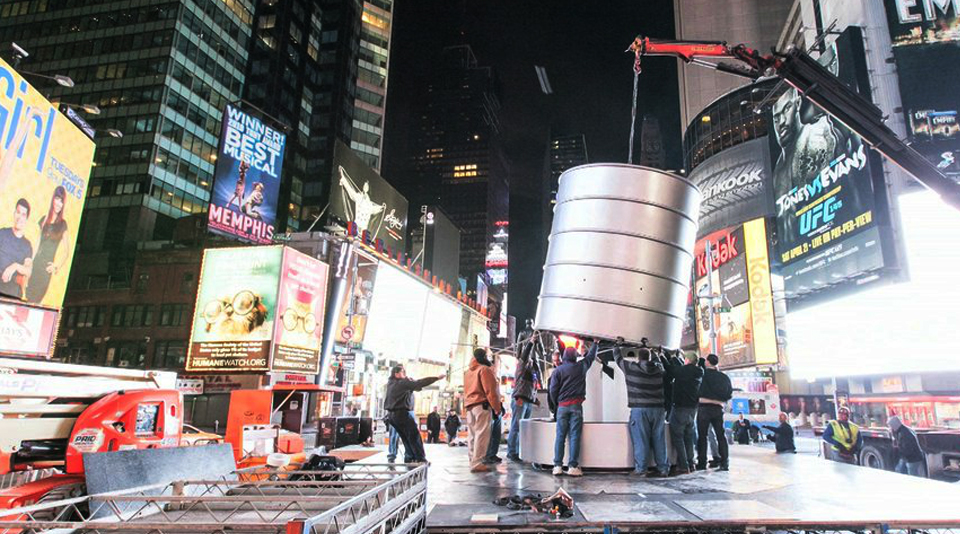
207, 105, 285, 244
330, 141, 408, 251
188, 246, 283, 372
0, 57, 95, 309
787, 190, 960, 379
272, 248, 329, 374
688, 137, 774, 236
0, 301, 59, 359
334, 249, 378, 344
884, 0, 960, 176
769, 27, 892, 304
694, 219, 777, 369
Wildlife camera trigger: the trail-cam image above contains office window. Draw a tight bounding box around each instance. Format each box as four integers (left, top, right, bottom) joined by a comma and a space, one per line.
155, 340, 187, 368
159, 303, 189, 327
180, 272, 195, 293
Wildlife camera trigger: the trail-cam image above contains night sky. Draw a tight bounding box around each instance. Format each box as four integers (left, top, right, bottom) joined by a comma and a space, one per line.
381, 1, 682, 324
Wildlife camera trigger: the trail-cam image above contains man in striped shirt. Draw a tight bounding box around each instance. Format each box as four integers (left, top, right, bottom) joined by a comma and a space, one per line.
616, 343, 669, 477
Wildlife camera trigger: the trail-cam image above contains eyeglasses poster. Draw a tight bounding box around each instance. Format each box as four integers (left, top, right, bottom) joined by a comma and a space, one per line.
187, 246, 283, 372
272, 247, 329, 374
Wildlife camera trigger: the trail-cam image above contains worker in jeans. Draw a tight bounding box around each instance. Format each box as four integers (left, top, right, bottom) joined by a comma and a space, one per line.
386, 410, 416, 463
665, 351, 704, 475
549, 340, 598, 477
507, 340, 539, 462
383, 365, 444, 464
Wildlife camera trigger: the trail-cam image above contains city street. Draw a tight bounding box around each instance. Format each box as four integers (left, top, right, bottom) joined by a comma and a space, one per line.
412, 442, 960, 529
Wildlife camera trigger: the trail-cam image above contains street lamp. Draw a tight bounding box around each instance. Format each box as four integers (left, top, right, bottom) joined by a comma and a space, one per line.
9, 43, 75, 87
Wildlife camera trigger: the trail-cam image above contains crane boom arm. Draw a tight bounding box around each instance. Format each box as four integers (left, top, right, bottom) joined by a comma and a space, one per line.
629, 36, 960, 211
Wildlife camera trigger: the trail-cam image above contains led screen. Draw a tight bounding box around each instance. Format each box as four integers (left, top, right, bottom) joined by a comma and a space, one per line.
787, 191, 960, 379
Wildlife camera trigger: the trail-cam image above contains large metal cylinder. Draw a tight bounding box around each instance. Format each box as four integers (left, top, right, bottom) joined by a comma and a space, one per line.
535, 164, 700, 348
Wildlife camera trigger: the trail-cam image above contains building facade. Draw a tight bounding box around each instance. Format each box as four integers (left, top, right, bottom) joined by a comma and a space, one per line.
243, 0, 395, 232
673, 0, 793, 136
0, 0, 254, 289
406, 45, 509, 287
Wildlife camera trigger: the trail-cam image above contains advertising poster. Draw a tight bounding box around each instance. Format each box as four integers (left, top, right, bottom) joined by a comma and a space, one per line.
0, 57, 95, 308
0, 301, 59, 358
272, 248, 329, 374
334, 250, 379, 344
884, 0, 960, 176
330, 141, 408, 251
769, 27, 887, 302
694, 219, 777, 368
187, 246, 283, 372
688, 137, 774, 236
207, 104, 285, 245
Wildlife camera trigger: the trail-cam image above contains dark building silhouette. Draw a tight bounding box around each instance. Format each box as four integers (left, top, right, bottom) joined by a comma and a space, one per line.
405, 45, 509, 289
243, 0, 395, 232
638, 116, 666, 169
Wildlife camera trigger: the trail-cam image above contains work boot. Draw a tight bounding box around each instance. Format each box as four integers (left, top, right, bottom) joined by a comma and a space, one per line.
718, 465, 729, 471
470, 464, 490, 473
567, 467, 583, 477
695, 464, 708, 471
708, 459, 720, 468
552, 466, 564, 476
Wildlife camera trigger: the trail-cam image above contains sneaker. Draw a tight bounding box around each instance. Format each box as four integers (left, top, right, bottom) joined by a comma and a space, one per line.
695, 464, 708, 471
552, 466, 564, 476
647, 471, 669, 478
708, 460, 720, 468
470, 465, 490, 473
567, 467, 583, 477
669, 467, 691, 477
507, 454, 522, 462
718, 465, 729, 471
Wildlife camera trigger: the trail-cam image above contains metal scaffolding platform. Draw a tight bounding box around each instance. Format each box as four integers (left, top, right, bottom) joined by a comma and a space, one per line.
0, 462, 427, 534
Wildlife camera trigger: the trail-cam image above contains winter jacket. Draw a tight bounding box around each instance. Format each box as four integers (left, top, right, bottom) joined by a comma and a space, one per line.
664, 356, 704, 409
512, 341, 537, 402
384, 376, 440, 412
615, 348, 665, 408
464, 359, 502, 414
764, 422, 796, 453
444, 414, 460, 434
734, 419, 752, 444
427, 412, 441, 433
698, 368, 733, 405
892, 424, 924, 463
549, 344, 598, 406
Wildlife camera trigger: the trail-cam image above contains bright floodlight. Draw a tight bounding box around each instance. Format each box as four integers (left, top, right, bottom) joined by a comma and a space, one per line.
82, 104, 101, 115
54, 75, 75, 88
106, 129, 123, 138
786, 190, 960, 379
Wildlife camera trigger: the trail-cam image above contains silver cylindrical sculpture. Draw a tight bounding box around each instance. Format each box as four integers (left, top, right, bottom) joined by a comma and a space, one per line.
535, 164, 701, 348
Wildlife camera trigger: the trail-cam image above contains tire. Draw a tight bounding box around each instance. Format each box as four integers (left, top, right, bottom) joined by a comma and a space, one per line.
859, 445, 888, 470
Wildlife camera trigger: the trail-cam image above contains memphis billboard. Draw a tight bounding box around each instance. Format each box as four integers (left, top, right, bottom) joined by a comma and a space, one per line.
207, 105, 285, 244
0, 57, 96, 309
769, 27, 896, 306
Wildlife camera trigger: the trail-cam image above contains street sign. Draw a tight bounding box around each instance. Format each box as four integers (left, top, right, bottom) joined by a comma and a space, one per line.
341, 325, 355, 341
175, 378, 204, 395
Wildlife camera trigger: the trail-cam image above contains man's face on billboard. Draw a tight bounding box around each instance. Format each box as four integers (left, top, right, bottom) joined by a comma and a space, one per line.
13, 204, 28, 233
773, 94, 798, 145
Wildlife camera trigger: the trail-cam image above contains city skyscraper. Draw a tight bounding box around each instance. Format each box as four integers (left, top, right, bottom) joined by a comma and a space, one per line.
406, 45, 509, 288
545, 132, 589, 226
674, 0, 793, 134
0, 1, 255, 287
638, 116, 666, 169
243, 0, 394, 232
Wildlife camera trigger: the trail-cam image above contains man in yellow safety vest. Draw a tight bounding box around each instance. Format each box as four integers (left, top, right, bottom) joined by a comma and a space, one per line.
822, 406, 863, 464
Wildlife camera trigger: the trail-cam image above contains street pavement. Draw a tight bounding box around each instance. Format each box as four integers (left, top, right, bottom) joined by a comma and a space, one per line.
359, 438, 960, 528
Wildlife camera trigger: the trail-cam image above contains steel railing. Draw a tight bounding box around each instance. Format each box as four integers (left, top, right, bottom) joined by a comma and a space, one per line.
0, 462, 427, 534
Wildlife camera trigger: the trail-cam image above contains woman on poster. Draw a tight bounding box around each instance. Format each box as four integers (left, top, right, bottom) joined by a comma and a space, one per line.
26, 186, 70, 303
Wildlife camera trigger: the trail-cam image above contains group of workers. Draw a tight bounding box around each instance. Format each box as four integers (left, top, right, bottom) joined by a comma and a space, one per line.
382, 332, 928, 479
